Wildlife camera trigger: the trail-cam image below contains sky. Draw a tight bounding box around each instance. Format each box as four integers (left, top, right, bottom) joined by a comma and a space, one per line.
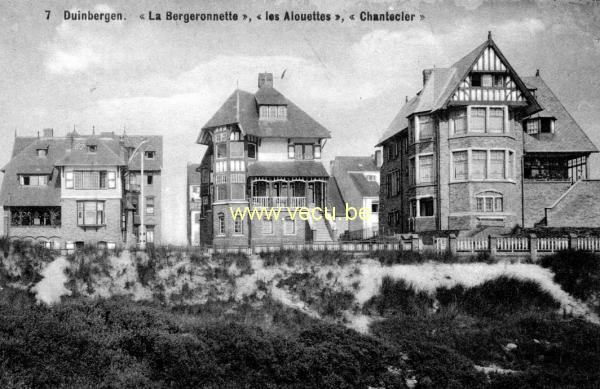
1, 0, 599, 243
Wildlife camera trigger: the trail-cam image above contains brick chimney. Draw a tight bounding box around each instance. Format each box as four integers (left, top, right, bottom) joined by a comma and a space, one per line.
422, 69, 434, 86
258, 72, 273, 88
43, 128, 53, 138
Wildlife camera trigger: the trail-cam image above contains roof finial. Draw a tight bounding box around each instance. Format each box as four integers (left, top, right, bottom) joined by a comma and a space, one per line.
37, 131, 40, 139
236, 79, 240, 122
405, 96, 408, 103
92, 125, 95, 135
535, 69, 540, 77
488, 31, 492, 41
14, 128, 17, 138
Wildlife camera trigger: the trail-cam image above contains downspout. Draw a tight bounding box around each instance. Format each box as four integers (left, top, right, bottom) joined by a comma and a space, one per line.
521, 113, 526, 228
435, 114, 441, 231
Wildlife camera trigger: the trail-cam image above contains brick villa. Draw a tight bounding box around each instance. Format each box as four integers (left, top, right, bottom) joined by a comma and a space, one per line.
377, 32, 598, 235
196, 72, 335, 247
0, 129, 162, 249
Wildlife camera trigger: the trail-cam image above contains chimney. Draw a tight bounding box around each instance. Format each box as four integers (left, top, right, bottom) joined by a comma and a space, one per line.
535, 69, 540, 77
258, 72, 273, 88
374, 149, 383, 168
422, 68, 434, 86
43, 128, 53, 138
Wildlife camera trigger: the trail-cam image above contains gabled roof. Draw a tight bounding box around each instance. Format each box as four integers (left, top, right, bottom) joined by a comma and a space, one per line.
522, 75, 597, 154
125, 136, 163, 171
331, 156, 378, 173
55, 137, 125, 166
187, 163, 202, 185
328, 177, 345, 210
377, 34, 541, 146
349, 173, 380, 197
198, 83, 331, 144
247, 161, 329, 178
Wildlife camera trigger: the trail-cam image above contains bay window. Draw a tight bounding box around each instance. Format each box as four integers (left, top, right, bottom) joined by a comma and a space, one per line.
465, 106, 507, 134
418, 155, 434, 183
452, 151, 468, 180
471, 150, 487, 179
489, 151, 506, 179
410, 197, 434, 217
77, 201, 105, 226
289, 143, 319, 160
71, 171, 114, 190
452, 110, 467, 135
488, 108, 504, 133
470, 108, 486, 132
146, 197, 154, 215
418, 115, 433, 140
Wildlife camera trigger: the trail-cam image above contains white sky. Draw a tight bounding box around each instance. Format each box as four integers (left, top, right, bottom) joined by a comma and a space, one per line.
1, 0, 599, 243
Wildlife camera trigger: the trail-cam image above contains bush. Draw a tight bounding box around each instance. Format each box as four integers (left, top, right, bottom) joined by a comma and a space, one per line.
540, 250, 600, 300
363, 277, 434, 316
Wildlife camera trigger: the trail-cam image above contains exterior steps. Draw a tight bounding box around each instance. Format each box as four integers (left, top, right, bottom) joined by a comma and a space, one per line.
309, 212, 334, 243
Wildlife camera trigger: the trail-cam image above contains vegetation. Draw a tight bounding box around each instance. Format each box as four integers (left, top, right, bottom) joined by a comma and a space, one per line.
541, 249, 600, 301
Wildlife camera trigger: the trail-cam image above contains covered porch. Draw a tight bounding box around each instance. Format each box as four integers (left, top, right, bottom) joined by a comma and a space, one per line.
250, 177, 328, 209
524, 153, 589, 182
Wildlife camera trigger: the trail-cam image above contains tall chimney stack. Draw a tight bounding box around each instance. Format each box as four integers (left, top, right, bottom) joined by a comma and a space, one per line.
258, 72, 273, 88
43, 128, 54, 138
422, 69, 434, 86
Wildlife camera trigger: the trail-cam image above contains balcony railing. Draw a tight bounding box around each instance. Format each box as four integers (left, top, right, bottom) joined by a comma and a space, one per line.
251, 196, 307, 208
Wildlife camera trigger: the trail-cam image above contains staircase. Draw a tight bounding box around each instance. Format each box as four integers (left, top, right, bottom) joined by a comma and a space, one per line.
308, 211, 334, 243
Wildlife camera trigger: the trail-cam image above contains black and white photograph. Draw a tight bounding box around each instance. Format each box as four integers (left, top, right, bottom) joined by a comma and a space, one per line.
1, 0, 600, 387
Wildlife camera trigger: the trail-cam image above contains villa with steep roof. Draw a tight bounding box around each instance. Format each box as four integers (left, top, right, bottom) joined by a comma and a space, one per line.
0, 129, 163, 249
377, 32, 598, 235
197, 72, 334, 247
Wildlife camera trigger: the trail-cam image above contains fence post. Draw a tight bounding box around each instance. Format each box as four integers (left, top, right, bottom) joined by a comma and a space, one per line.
489, 235, 497, 258
412, 234, 420, 253
569, 233, 577, 250
530, 234, 538, 263
449, 234, 457, 256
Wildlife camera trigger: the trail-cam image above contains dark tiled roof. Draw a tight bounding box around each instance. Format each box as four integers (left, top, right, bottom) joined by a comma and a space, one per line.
55, 137, 125, 166
198, 87, 331, 143
522, 76, 598, 154
349, 173, 380, 197
255, 86, 287, 105
125, 136, 163, 171
378, 37, 540, 146
328, 177, 346, 210
331, 156, 378, 172
247, 161, 329, 177
187, 163, 202, 185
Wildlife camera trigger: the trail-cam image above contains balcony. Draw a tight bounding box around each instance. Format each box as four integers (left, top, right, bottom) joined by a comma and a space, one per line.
251, 196, 307, 209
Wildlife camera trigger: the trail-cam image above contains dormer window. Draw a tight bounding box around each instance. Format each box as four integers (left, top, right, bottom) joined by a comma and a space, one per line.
87, 145, 97, 153
144, 150, 155, 159
20, 175, 48, 186
259, 105, 287, 120
37, 148, 47, 157
525, 118, 554, 135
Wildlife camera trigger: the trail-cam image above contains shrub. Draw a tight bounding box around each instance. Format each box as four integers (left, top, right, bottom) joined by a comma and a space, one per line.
363, 276, 434, 316
540, 249, 600, 300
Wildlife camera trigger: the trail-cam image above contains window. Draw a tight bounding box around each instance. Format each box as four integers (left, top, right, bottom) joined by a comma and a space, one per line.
418, 115, 433, 140
215, 174, 227, 184
475, 192, 503, 212
230, 142, 244, 158
191, 186, 201, 201
201, 169, 209, 183
229, 130, 241, 141
213, 128, 228, 142
260, 105, 287, 120
216, 143, 227, 159
489, 151, 505, 179
419, 197, 434, 217
540, 118, 554, 133
493, 75, 504, 87
408, 159, 415, 185
470, 108, 486, 133
231, 173, 245, 183
146, 227, 154, 243
73, 171, 109, 189
262, 219, 273, 234
410, 199, 417, 218
471, 73, 482, 87
230, 183, 245, 200
284, 217, 295, 235
77, 201, 104, 226
65, 171, 74, 188
371, 201, 379, 213
247, 143, 257, 159
482, 74, 493, 87
366, 174, 377, 182
526, 119, 539, 135
37, 149, 47, 157
488, 108, 504, 133
385, 174, 391, 198
292, 144, 314, 160
452, 151, 468, 180
314, 145, 321, 159
216, 185, 227, 201
146, 173, 153, 186
288, 145, 295, 159
87, 145, 97, 153
508, 151, 514, 179
144, 151, 155, 159
20, 175, 48, 186
452, 110, 467, 135
418, 155, 434, 184
217, 213, 225, 235
233, 216, 243, 235
146, 197, 154, 215
472, 150, 487, 180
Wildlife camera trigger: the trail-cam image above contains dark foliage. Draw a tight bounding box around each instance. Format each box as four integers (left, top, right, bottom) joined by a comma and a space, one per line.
541, 250, 600, 300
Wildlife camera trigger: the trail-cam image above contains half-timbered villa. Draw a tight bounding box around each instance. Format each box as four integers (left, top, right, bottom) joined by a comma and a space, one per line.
197, 72, 334, 247
377, 32, 598, 235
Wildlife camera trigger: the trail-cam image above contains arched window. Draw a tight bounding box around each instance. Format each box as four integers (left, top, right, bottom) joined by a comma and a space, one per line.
217, 213, 225, 235
475, 191, 503, 212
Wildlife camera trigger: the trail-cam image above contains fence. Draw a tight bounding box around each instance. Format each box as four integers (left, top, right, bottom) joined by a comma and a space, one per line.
441, 234, 600, 261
